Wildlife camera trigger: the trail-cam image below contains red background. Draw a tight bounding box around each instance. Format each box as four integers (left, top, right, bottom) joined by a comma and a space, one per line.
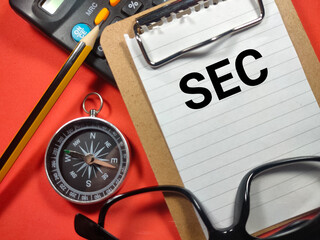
0, 0, 319, 239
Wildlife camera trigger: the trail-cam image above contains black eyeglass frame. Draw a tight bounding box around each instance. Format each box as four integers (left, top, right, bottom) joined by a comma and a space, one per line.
75, 156, 320, 240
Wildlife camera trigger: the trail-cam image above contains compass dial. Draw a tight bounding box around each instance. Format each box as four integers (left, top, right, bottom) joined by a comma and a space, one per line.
45, 117, 130, 204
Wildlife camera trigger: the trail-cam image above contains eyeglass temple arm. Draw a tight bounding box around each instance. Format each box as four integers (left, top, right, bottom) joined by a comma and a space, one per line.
74, 213, 119, 240
267, 217, 320, 240
270, 219, 310, 237
97, 185, 219, 236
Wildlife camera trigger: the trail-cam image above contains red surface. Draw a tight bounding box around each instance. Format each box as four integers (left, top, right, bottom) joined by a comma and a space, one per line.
0, 0, 318, 239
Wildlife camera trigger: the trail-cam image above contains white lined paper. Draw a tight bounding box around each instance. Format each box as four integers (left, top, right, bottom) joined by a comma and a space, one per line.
125, 0, 320, 233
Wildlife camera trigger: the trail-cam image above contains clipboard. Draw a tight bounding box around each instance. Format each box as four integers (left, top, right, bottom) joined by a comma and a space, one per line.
100, 0, 320, 239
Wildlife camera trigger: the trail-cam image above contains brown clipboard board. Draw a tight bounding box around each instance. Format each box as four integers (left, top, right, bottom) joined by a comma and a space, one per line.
100, 0, 320, 239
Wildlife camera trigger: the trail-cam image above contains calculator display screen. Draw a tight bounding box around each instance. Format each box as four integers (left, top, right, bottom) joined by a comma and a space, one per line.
40, 0, 64, 14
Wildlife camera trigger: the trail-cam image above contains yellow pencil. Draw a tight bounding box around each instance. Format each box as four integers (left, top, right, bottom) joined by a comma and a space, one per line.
0, 9, 109, 183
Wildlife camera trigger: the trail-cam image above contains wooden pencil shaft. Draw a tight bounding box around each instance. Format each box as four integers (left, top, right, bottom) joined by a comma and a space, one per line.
0, 41, 91, 182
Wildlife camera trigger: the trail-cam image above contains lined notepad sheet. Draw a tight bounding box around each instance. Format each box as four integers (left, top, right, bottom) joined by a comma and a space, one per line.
125, 0, 320, 233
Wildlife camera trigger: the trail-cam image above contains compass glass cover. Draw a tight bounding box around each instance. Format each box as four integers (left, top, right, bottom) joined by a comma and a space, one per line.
45, 117, 129, 204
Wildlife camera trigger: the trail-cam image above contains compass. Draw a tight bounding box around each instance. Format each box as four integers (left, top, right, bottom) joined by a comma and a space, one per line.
45, 93, 130, 204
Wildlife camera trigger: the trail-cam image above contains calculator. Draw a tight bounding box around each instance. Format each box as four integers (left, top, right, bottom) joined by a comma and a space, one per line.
9, 0, 168, 85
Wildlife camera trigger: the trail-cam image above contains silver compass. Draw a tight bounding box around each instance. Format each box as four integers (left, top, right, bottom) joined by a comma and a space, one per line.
45, 93, 130, 204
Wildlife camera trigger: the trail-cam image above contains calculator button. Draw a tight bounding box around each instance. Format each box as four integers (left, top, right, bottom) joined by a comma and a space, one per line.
122, 0, 142, 16
110, 0, 121, 7
93, 39, 105, 59
94, 8, 110, 25
152, 0, 169, 5
71, 23, 91, 42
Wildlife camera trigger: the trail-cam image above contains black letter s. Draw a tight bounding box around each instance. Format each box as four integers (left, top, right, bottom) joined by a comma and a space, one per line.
180, 72, 212, 110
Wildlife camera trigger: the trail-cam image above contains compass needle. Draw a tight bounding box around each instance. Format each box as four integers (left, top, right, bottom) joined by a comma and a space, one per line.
64, 150, 86, 160
92, 158, 116, 169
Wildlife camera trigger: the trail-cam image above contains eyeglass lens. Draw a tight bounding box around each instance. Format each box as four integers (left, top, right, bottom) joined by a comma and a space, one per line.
246, 161, 320, 237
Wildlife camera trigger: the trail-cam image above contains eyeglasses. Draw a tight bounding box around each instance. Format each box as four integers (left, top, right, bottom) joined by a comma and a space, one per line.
74, 156, 320, 240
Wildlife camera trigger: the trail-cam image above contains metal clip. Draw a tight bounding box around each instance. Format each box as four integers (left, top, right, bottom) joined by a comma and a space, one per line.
133, 0, 265, 68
